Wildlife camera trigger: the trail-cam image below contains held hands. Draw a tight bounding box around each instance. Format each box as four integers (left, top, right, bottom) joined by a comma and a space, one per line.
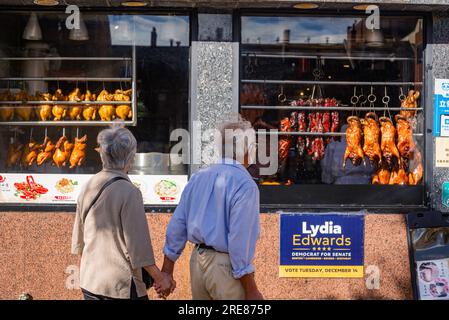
153, 272, 176, 299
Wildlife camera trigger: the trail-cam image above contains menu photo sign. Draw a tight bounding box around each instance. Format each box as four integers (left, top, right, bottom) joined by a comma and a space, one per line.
279, 213, 365, 278
416, 258, 449, 300
0, 173, 187, 205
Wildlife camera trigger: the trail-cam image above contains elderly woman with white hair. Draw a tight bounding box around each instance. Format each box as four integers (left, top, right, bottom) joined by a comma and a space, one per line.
71, 125, 175, 300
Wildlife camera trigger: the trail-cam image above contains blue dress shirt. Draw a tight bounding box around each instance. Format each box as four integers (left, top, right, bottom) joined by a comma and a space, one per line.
163, 158, 260, 279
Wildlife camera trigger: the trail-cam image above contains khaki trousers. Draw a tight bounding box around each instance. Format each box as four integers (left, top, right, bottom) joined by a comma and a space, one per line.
190, 247, 245, 300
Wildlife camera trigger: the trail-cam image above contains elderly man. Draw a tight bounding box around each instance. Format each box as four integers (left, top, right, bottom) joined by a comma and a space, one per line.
158, 117, 263, 300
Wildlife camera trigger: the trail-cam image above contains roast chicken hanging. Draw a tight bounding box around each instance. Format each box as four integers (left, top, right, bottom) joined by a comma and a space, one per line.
408, 148, 423, 185
5, 139, 23, 168
35, 92, 53, 121
379, 117, 401, 167
400, 90, 420, 119
0, 90, 14, 121
36, 136, 55, 166
52, 89, 67, 121
82, 90, 97, 121
98, 89, 115, 121
15, 90, 32, 121
372, 164, 391, 185
53, 135, 74, 167
69, 134, 87, 168
389, 163, 409, 185
114, 89, 132, 120
343, 116, 365, 167
68, 88, 83, 120
361, 112, 381, 165
21, 139, 41, 167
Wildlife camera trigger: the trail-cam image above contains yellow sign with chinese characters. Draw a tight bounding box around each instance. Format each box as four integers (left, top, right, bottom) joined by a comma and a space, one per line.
436, 137, 449, 168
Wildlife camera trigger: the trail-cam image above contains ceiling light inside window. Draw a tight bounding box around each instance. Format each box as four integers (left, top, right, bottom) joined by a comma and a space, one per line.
293, 3, 319, 9
121, 1, 148, 6
33, 0, 59, 5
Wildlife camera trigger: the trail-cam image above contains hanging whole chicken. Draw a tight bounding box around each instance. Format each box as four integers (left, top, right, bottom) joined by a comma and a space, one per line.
5, 138, 23, 167
35, 92, 53, 121
21, 139, 40, 167
52, 89, 67, 121
0, 90, 14, 121
114, 89, 132, 120
36, 136, 55, 166
361, 112, 381, 165
343, 116, 365, 167
372, 164, 391, 185
82, 90, 97, 121
97, 89, 115, 121
69, 134, 87, 168
379, 116, 401, 167
400, 90, 420, 119
67, 87, 83, 120
15, 90, 33, 121
53, 135, 74, 167
389, 163, 409, 185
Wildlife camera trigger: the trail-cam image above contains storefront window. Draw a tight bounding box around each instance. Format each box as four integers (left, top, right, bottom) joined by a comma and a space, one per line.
0, 11, 190, 206
240, 14, 426, 207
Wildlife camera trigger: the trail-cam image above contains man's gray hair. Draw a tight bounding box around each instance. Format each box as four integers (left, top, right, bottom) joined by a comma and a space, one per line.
97, 123, 137, 170
217, 115, 256, 163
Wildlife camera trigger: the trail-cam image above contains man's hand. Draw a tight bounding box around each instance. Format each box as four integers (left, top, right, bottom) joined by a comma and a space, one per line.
239, 273, 264, 300
154, 272, 176, 299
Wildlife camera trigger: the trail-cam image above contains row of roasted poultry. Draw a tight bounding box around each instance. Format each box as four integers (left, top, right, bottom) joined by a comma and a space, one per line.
343, 112, 423, 185
6, 134, 87, 168
0, 88, 132, 122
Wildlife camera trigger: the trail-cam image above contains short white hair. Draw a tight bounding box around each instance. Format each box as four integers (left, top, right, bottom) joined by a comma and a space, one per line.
97, 123, 137, 170
216, 115, 256, 163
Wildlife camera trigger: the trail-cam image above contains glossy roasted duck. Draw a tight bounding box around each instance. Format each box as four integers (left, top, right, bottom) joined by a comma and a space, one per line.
0, 90, 14, 121
69, 134, 87, 168
5, 139, 23, 167
21, 139, 41, 167
389, 163, 408, 185
36, 136, 55, 166
35, 92, 53, 121
361, 112, 381, 165
68, 88, 83, 120
408, 148, 423, 185
82, 90, 97, 121
114, 89, 132, 120
15, 90, 33, 121
53, 136, 74, 167
379, 117, 401, 167
400, 90, 420, 119
343, 116, 365, 168
97, 89, 115, 121
52, 89, 67, 121
372, 164, 391, 185
395, 114, 415, 160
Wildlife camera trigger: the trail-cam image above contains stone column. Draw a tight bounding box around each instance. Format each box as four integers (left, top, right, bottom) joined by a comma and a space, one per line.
190, 14, 239, 172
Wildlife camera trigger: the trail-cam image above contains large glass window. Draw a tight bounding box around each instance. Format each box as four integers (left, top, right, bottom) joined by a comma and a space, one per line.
0, 11, 190, 206
240, 14, 425, 207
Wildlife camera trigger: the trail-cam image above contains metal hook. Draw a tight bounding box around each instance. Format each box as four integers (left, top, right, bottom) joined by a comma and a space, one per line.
278, 85, 286, 103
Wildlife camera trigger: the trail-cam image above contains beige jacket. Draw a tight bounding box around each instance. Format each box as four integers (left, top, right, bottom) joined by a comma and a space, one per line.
71, 169, 155, 299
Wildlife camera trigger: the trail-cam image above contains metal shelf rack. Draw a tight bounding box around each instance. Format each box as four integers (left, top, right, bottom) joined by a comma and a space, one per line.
0, 47, 137, 126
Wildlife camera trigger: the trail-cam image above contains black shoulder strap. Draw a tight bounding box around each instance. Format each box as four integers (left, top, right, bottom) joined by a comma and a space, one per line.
82, 176, 128, 224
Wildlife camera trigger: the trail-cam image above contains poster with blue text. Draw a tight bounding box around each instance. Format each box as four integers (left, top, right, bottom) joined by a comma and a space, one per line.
434, 79, 449, 137
280, 213, 365, 278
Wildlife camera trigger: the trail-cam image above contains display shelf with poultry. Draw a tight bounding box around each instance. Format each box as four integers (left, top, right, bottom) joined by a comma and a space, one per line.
0, 87, 135, 125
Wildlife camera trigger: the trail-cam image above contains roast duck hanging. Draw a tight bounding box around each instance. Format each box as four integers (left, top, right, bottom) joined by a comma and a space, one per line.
53, 135, 74, 167
395, 114, 415, 161
0, 90, 14, 121
379, 116, 401, 167
360, 112, 381, 165
343, 116, 365, 167
69, 134, 87, 168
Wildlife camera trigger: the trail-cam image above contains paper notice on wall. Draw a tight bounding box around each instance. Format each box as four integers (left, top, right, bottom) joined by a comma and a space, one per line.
416, 258, 449, 300
0, 173, 188, 205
